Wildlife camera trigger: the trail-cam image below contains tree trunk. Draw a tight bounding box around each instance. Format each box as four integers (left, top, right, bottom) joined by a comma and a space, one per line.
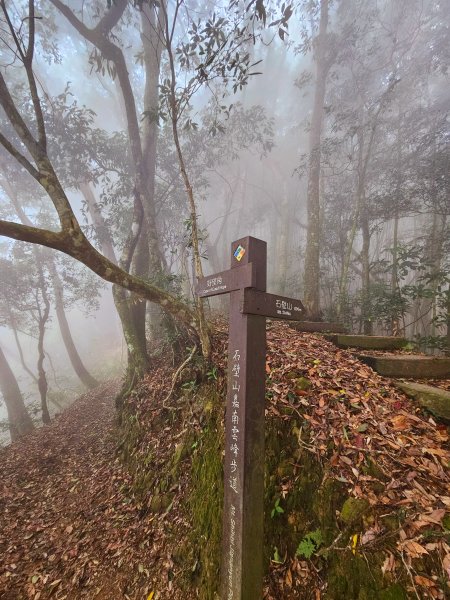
79, 180, 151, 378
6, 184, 100, 390
390, 211, 400, 335
277, 184, 291, 295
129, 226, 151, 362
79, 181, 117, 264
112, 284, 149, 404
36, 262, 51, 425
0, 345, 34, 441
9, 313, 38, 383
337, 80, 399, 321
163, 4, 210, 358
360, 205, 372, 335
49, 263, 99, 389
113, 194, 152, 406
303, 0, 329, 320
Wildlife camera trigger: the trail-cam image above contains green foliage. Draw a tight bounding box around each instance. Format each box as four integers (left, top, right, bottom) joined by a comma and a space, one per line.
206, 366, 218, 381
353, 240, 449, 349
271, 497, 285, 518
295, 529, 323, 559
272, 546, 284, 564
181, 379, 198, 392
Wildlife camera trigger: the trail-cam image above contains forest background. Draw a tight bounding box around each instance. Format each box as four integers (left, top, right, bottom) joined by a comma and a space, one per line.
0, 0, 448, 443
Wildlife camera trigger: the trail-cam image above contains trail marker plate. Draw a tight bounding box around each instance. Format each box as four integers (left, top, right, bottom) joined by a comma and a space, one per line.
196, 263, 255, 298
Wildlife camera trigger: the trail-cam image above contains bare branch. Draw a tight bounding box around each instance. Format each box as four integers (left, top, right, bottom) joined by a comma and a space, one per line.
0, 72, 42, 160
25, 0, 47, 150
0, 219, 65, 249
0, 131, 40, 180
93, 0, 128, 36
0, 219, 198, 331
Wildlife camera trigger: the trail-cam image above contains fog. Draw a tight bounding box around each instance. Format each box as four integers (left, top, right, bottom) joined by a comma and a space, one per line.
0, 0, 448, 443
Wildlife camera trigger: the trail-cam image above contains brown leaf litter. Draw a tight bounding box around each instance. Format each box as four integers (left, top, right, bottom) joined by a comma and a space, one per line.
0, 323, 449, 599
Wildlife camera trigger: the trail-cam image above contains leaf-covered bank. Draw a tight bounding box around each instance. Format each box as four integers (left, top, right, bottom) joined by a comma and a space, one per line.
0, 323, 449, 599
119, 322, 449, 599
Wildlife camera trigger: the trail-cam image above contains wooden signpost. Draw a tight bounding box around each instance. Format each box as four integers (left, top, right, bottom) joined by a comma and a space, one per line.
195, 236, 309, 600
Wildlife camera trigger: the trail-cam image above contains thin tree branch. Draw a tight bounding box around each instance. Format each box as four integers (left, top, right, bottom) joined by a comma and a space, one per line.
0, 131, 40, 180
23, 0, 47, 150
0, 219, 198, 331
0, 71, 42, 160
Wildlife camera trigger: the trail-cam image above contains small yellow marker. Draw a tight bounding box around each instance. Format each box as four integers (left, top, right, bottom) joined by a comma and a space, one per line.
351, 534, 358, 555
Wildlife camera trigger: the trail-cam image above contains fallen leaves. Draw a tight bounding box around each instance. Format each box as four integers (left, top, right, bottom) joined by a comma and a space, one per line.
261, 323, 450, 598
400, 540, 429, 558
0, 323, 449, 600
0, 380, 179, 600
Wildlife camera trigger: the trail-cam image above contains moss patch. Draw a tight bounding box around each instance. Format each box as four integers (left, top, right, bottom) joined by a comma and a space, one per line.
183, 386, 224, 599
340, 497, 370, 526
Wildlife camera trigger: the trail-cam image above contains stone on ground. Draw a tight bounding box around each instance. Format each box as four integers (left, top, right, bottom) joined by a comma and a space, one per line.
357, 354, 450, 379
394, 381, 450, 424
326, 334, 407, 350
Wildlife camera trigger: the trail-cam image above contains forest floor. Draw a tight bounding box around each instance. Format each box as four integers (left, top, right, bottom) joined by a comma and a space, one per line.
0, 379, 177, 600
0, 324, 449, 600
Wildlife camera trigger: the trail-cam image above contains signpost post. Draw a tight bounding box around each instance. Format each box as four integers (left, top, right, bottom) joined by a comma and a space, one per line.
195, 236, 336, 600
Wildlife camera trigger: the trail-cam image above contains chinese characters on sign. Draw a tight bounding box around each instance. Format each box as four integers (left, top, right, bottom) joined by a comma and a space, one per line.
195, 264, 256, 298
275, 298, 293, 316
205, 275, 226, 295
229, 349, 241, 496
227, 348, 241, 599
275, 299, 304, 317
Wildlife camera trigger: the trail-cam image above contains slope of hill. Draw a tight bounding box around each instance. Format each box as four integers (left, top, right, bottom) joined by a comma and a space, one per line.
0, 323, 449, 599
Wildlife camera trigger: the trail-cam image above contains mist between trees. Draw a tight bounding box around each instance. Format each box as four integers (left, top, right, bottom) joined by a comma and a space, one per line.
0, 0, 448, 443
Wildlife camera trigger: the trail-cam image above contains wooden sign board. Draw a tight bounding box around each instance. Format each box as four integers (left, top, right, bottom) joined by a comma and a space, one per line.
196, 263, 255, 298
242, 288, 305, 321
195, 236, 339, 600
221, 237, 266, 600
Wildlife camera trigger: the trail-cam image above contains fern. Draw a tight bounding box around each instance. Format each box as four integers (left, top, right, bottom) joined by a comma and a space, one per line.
295, 529, 323, 559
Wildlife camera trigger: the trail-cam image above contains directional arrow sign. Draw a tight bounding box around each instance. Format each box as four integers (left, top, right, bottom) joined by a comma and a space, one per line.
242, 288, 306, 321
196, 263, 255, 298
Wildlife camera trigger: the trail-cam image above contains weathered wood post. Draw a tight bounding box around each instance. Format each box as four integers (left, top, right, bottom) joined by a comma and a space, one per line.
196, 235, 312, 600
222, 236, 267, 600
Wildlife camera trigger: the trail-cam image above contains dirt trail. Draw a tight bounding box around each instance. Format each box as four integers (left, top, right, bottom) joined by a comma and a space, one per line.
0, 380, 163, 600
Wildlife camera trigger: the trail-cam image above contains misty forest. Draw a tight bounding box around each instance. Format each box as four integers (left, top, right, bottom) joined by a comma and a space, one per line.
0, 0, 449, 598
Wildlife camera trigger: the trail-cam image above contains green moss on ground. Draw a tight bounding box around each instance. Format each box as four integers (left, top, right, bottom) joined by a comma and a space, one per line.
119, 382, 410, 599
340, 497, 370, 526
183, 387, 223, 599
